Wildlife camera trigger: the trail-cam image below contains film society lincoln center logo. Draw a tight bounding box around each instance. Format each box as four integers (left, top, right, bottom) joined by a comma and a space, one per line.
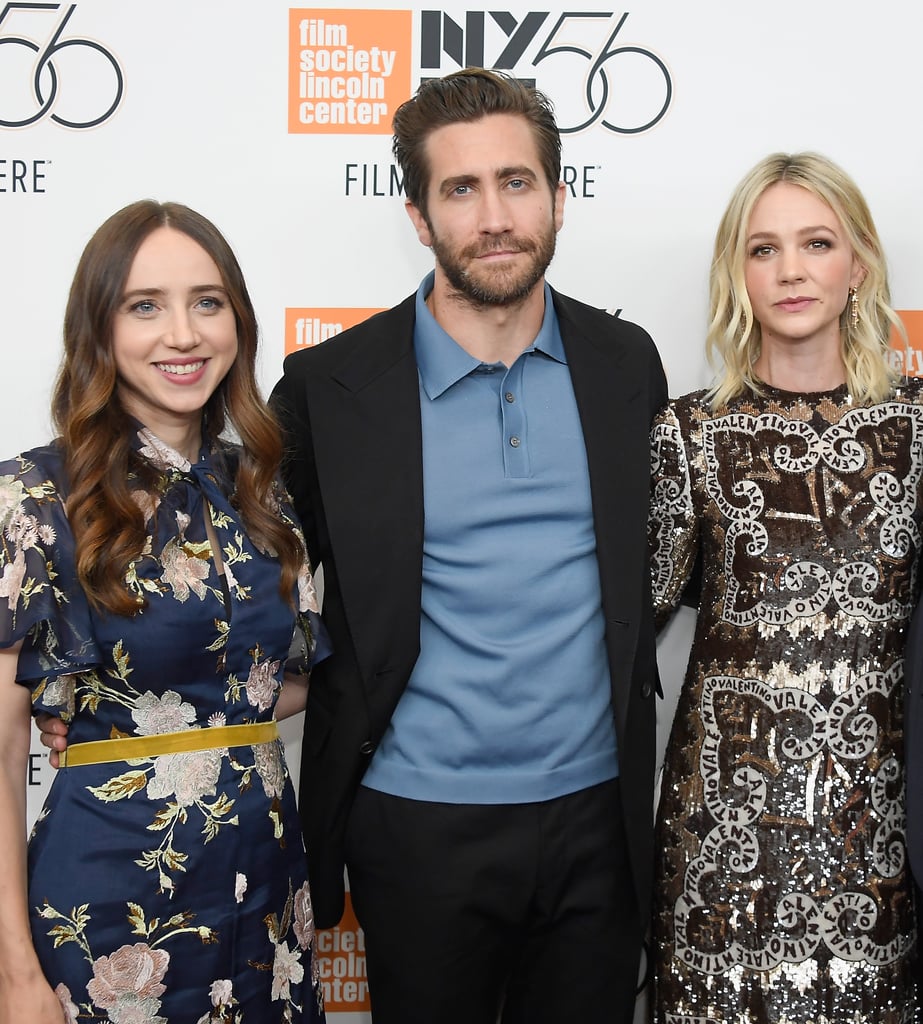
286, 7, 673, 136
288, 8, 411, 133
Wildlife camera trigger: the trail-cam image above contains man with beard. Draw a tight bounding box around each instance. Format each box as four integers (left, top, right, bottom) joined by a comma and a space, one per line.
272, 68, 667, 1023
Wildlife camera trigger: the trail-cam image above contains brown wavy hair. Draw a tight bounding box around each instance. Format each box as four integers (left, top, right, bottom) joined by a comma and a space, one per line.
52, 200, 303, 615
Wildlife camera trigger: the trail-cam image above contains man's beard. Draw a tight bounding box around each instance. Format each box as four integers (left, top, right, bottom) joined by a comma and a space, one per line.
430, 224, 557, 308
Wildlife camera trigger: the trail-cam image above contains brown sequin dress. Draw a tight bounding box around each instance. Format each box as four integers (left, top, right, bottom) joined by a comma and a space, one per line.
650, 382, 923, 1024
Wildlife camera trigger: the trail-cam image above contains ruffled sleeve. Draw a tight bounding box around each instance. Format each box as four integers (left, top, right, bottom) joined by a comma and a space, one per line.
0, 446, 101, 707
275, 480, 331, 675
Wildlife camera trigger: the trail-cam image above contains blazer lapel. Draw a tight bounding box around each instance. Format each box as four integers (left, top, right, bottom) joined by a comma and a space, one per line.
307, 298, 425, 687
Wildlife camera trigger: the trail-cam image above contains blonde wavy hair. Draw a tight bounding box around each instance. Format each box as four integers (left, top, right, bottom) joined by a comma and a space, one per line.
706, 152, 905, 410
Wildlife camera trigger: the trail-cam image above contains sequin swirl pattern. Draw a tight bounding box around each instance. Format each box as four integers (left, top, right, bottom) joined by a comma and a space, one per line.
650, 383, 923, 1024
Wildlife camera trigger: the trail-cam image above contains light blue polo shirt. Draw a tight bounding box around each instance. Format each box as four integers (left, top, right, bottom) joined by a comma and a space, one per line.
361, 273, 618, 804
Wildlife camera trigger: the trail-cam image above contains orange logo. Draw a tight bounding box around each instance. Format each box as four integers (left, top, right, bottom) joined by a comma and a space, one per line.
891, 311, 923, 378
315, 893, 370, 1012
284, 307, 384, 356
288, 9, 412, 134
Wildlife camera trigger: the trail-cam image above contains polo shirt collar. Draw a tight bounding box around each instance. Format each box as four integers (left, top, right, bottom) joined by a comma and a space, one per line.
413, 271, 565, 400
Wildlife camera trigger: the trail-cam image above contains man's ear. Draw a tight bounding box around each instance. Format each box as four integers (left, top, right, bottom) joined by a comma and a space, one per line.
406, 200, 433, 248
554, 181, 566, 232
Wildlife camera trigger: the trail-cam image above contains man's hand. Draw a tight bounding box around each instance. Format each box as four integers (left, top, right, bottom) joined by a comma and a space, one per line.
33, 713, 68, 769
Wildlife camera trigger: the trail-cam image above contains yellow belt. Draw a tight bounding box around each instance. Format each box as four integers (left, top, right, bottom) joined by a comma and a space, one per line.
59, 721, 279, 768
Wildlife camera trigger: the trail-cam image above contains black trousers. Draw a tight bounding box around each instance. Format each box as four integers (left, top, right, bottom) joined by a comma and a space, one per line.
344, 778, 642, 1024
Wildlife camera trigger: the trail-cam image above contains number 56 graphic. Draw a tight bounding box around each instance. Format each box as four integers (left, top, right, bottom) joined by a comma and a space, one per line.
0, 2, 123, 128
533, 13, 672, 135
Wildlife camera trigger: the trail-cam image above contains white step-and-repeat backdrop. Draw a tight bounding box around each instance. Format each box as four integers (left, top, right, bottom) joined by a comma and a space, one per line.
3, 2, 922, 1018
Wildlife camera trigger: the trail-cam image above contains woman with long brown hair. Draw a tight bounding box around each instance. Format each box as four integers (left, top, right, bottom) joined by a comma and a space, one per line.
0, 201, 327, 1023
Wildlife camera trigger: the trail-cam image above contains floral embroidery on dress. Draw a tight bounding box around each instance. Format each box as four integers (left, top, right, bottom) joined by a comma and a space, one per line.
38, 901, 210, 1023
5, 431, 327, 1021
261, 882, 324, 1022
0, 465, 65, 626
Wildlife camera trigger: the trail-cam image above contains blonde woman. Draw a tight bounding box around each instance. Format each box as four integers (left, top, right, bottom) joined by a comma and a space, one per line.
650, 153, 919, 1022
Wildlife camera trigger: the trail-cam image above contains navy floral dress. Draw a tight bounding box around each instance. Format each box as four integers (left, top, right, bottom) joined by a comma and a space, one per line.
0, 427, 328, 1024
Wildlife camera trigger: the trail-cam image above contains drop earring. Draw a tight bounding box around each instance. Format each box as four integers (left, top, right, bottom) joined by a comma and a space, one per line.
848, 286, 859, 328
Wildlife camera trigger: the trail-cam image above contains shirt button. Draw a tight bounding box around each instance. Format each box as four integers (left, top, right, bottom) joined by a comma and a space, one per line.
510, 436, 521, 448
504, 392, 515, 403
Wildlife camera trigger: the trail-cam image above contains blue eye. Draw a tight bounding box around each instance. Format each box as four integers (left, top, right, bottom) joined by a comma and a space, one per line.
131, 300, 157, 314
197, 296, 225, 311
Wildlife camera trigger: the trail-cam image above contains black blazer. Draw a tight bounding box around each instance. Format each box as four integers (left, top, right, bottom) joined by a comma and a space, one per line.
271, 288, 668, 929
903, 600, 923, 884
